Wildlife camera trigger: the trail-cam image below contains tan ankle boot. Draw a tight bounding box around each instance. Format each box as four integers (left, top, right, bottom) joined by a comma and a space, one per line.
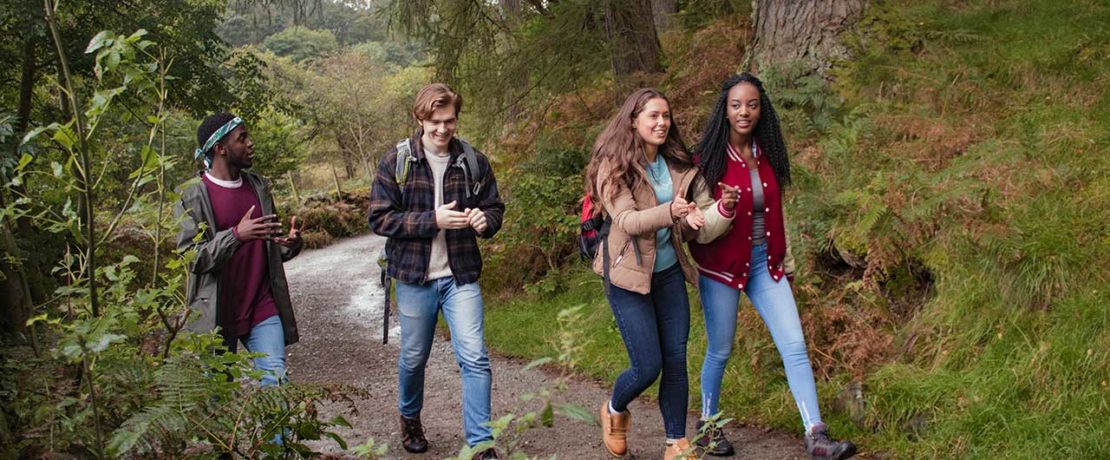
599, 401, 631, 457
663, 438, 694, 460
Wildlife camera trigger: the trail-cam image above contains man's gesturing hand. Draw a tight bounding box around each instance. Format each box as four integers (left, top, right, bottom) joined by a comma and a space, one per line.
273, 215, 302, 247
436, 201, 470, 229
465, 208, 488, 233
235, 205, 281, 241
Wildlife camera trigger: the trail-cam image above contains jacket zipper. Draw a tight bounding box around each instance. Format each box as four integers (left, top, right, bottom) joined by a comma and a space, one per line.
614, 239, 631, 265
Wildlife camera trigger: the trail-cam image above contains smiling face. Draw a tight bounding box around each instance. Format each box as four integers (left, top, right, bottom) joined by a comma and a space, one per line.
727, 82, 761, 140
419, 103, 458, 153
632, 97, 672, 150
215, 125, 254, 169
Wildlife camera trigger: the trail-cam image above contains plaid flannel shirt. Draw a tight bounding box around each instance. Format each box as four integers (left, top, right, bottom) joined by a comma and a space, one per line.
368, 134, 505, 285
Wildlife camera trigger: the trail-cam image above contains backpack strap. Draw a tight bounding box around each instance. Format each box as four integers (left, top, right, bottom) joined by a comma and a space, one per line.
601, 219, 611, 296
597, 217, 612, 294
394, 139, 414, 197
458, 139, 483, 198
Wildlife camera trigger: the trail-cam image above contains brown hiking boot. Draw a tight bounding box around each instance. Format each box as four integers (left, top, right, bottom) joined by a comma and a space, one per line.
664, 438, 694, 460
400, 415, 428, 453
599, 401, 631, 457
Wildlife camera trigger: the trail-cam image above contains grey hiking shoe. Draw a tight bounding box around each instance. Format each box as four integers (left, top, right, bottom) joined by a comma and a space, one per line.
471, 447, 499, 459
695, 420, 736, 456
804, 423, 856, 460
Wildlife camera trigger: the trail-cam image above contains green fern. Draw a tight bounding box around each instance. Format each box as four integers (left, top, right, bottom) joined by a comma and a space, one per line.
107, 355, 209, 456
109, 353, 353, 458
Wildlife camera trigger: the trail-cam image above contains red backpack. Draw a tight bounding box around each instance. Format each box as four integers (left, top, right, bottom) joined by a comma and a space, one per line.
577, 193, 608, 261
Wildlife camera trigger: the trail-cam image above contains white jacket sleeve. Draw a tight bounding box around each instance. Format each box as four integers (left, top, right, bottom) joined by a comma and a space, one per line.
690, 177, 734, 244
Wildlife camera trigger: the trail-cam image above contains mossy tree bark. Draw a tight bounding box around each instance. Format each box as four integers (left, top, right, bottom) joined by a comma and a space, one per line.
652, 0, 676, 34
604, 0, 663, 77
746, 0, 866, 76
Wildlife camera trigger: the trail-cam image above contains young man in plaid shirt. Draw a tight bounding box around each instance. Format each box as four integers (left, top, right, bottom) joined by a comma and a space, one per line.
368, 83, 505, 459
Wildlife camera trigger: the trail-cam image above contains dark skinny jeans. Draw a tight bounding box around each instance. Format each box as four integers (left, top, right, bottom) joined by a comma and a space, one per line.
606, 263, 690, 439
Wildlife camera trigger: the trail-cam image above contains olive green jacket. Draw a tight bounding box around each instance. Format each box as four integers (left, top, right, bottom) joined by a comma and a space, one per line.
173, 171, 301, 345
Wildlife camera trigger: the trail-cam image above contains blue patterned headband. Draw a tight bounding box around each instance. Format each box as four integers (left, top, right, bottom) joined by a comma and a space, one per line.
194, 117, 243, 169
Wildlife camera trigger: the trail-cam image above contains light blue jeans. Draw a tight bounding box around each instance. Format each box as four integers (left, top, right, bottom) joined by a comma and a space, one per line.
698, 243, 822, 431
229, 314, 287, 387
395, 278, 493, 447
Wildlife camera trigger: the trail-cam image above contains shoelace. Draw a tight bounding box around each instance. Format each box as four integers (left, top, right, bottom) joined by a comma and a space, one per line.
808, 430, 833, 456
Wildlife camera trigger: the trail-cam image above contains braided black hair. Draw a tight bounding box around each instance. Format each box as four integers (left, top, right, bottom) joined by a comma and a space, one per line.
694, 73, 791, 191
196, 112, 237, 152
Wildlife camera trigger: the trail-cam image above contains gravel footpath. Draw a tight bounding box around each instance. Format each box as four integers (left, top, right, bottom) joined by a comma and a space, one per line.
284, 234, 804, 459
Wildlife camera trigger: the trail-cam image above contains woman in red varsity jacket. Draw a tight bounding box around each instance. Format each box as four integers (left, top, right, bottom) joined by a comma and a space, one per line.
688, 73, 857, 460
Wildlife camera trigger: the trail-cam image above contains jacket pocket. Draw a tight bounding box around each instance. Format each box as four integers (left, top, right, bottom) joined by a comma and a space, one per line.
613, 239, 632, 267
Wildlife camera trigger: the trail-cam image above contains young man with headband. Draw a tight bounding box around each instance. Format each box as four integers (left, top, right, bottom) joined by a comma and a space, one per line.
368, 84, 505, 459
175, 112, 303, 387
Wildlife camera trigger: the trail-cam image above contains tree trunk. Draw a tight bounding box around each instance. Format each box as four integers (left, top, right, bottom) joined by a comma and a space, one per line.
604, 0, 663, 78
501, 0, 521, 20
746, 0, 866, 76
331, 164, 343, 198
0, 208, 34, 335
333, 131, 357, 179
286, 171, 302, 205
2, 26, 46, 334
361, 154, 374, 182
652, 0, 676, 34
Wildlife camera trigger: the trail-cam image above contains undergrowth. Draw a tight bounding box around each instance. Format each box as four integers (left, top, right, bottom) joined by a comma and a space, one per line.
483, 0, 1110, 458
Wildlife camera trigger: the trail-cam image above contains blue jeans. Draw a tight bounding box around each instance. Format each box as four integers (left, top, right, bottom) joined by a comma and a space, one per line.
229, 314, 287, 387
395, 278, 492, 447
606, 263, 690, 439
698, 243, 822, 431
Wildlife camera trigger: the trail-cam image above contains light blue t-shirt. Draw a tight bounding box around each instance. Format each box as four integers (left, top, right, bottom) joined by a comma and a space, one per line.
646, 154, 678, 272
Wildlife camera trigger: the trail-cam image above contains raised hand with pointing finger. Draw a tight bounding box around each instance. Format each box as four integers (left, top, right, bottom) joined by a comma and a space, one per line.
718, 182, 740, 212
234, 205, 281, 241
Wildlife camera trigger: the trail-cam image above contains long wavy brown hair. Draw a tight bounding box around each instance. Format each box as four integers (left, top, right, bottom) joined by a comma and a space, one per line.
584, 88, 692, 216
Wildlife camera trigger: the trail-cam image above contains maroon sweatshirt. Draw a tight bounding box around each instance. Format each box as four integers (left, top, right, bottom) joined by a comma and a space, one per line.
202, 173, 278, 339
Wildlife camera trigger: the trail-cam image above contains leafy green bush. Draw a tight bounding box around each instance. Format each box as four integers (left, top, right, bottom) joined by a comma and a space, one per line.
262, 27, 339, 63
483, 142, 586, 294
291, 188, 370, 249
1, 25, 352, 458
481, 1, 1110, 458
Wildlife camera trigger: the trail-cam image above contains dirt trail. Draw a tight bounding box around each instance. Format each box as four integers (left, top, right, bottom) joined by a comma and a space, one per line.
285, 234, 803, 459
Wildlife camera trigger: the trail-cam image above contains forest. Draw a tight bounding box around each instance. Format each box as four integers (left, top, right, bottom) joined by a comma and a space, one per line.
1, 0, 1108, 458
